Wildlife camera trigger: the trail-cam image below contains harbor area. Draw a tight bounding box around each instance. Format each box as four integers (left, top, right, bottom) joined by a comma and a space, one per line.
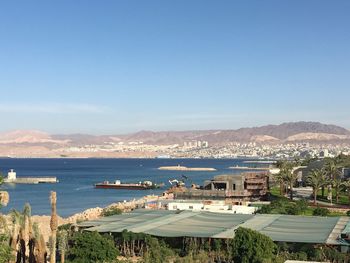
3, 169, 58, 184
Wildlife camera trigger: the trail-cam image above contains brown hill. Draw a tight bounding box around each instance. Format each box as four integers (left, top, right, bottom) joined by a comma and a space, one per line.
1, 122, 349, 146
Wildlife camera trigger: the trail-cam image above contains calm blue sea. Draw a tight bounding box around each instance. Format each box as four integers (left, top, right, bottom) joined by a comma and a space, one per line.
0, 158, 259, 217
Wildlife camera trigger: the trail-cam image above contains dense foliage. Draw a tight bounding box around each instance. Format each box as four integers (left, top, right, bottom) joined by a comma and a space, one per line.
312, 207, 330, 216
257, 197, 308, 215
142, 236, 175, 263
0, 234, 13, 263
274, 155, 350, 207
66, 231, 119, 263
101, 207, 123, 217
59, 227, 349, 263
231, 227, 276, 263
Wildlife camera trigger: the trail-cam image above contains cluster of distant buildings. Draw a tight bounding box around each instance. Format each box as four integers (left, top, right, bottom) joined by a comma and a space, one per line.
56, 140, 350, 159
183, 140, 209, 148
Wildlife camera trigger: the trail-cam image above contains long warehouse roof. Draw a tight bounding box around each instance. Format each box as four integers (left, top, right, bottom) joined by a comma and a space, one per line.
79, 209, 350, 246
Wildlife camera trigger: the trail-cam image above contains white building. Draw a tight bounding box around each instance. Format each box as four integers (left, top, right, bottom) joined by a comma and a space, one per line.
167, 200, 257, 214
7, 169, 16, 181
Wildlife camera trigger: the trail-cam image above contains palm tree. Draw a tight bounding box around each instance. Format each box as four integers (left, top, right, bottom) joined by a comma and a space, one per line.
9, 210, 21, 263
20, 203, 32, 261
50, 191, 58, 263
324, 160, 343, 203
307, 169, 326, 204
273, 172, 286, 196
274, 160, 291, 196
279, 161, 296, 200
32, 222, 47, 263
58, 230, 68, 263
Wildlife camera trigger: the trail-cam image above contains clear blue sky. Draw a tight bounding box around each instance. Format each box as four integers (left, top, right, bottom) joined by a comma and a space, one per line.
0, 1, 349, 134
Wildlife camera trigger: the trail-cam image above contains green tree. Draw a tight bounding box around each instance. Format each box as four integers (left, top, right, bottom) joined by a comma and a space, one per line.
143, 236, 175, 263
231, 227, 276, 263
324, 160, 343, 203
273, 172, 286, 196
306, 169, 326, 204
280, 161, 297, 200
67, 231, 119, 263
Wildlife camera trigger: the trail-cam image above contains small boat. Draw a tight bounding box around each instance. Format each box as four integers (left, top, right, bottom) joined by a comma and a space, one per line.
94, 180, 163, 190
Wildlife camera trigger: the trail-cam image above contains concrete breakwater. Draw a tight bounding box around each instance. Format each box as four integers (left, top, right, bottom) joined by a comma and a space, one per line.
158, 165, 217, 171
4, 177, 58, 184
3, 169, 58, 184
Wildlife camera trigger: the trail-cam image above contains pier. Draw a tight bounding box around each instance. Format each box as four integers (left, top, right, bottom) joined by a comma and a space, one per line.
3, 169, 58, 184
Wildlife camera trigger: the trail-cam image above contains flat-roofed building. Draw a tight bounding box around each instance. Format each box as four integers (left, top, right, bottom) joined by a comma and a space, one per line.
174, 172, 269, 202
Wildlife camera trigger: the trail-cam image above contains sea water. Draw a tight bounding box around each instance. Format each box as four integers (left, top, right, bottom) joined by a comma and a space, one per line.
0, 158, 259, 217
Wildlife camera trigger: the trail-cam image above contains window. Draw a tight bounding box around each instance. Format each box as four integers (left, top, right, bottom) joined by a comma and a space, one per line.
233, 184, 236, 190
213, 182, 227, 190
189, 206, 193, 209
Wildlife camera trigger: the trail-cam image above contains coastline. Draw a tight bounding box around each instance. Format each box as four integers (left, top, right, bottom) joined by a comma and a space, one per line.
2, 194, 167, 244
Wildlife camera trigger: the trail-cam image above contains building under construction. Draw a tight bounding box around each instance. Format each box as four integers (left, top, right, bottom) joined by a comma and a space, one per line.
174, 172, 269, 203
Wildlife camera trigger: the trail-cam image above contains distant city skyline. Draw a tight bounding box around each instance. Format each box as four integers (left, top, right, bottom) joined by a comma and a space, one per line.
0, 1, 349, 134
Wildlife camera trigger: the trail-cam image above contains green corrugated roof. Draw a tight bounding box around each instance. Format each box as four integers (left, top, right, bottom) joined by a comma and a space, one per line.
80, 209, 350, 246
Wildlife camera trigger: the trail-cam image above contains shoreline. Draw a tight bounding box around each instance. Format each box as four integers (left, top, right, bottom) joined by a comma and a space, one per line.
2, 194, 167, 244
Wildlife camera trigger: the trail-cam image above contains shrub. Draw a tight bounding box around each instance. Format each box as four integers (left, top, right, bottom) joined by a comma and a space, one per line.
67, 231, 119, 263
101, 207, 123, 217
231, 227, 276, 263
257, 205, 272, 214
143, 236, 175, 263
347, 210, 350, 216
294, 199, 308, 214
0, 234, 13, 263
312, 207, 329, 216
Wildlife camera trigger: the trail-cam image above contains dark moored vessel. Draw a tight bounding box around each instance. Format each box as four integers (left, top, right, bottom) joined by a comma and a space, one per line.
94, 180, 162, 190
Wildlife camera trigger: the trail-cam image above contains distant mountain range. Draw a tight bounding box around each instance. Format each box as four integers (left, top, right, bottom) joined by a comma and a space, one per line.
0, 122, 349, 146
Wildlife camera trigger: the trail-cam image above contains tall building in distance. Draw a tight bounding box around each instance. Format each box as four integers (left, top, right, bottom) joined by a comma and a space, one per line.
183, 140, 209, 149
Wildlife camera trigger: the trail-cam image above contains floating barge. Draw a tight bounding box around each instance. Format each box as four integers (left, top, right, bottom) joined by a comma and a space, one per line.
95, 180, 163, 190
3, 169, 58, 184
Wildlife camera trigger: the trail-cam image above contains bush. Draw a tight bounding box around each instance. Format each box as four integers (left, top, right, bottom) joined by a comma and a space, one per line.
258, 197, 309, 216
347, 210, 350, 216
257, 205, 272, 214
101, 207, 123, 217
67, 231, 119, 263
312, 207, 329, 216
294, 199, 308, 215
231, 227, 276, 263
143, 236, 175, 263
0, 234, 13, 263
